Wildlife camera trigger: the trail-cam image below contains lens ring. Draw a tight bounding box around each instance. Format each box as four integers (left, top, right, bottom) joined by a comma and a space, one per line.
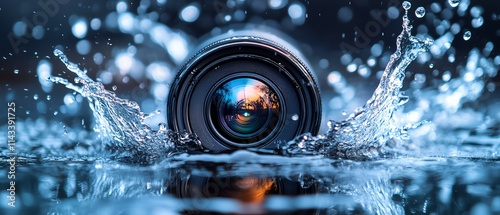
207, 75, 283, 147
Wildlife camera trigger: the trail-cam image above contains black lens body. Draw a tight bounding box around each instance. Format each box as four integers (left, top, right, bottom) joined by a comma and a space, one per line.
168, 32, 321, 151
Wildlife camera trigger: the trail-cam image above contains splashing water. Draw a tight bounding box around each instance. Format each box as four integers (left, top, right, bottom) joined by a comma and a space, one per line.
50, 50, 201, 164
50, 3, 432, 163
283, 5, 433, 158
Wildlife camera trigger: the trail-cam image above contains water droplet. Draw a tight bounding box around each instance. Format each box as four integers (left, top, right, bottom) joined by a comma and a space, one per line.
32, 26, 45, 40
76, 40, 91, 55
13, 69, 19, 74
402, 1, 411, 10
429, 63, 434, 68
463, 31, 471, 41
71, 19, 88, 39
346, 63, 357, 72
415, 7, 426, 18
398, 95, 410, 106
112, 85, 117, 91
179, 4, 200, 23
448, 54, 456, 63
470, 6, 482, 18
448, 0, 460, 7
319, 59, 329, 69
90, 18, 101, 30
451, 23, 461, 35
26, 110, 30, 115
442, 71, 451, 82
158, 123, 167, 131
327, 120, 333, 129
430, 3, 442, 13
471, 17, 484, 28
47, 95, 51, 100
53, 111, 58, 115
64, 94, 75, 105
291, 114, 299, 121
269, 0, 288, 10
33, 94, 39, 100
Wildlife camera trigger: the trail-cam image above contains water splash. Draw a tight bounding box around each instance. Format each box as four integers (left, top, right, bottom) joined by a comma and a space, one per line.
50, 3, 432, 162
283, 4, 433, 158
50, 50, 201, 165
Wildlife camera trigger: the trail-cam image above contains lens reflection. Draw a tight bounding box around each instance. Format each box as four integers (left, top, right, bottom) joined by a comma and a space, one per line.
211, 78, 280, 143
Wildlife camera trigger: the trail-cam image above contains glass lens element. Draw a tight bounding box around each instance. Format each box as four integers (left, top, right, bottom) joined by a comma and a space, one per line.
211, 78, 280, 142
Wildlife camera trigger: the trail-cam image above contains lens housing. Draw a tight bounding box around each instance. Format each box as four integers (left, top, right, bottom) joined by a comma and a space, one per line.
168, 31, 321, 151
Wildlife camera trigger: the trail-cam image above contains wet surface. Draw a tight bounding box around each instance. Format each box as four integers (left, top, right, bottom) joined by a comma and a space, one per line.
1, 152, 499, 214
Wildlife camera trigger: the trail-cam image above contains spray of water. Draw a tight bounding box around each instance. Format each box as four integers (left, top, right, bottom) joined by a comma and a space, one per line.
50, 50, 201, 164
50, 3, 431, 163
283, 5, 433, 158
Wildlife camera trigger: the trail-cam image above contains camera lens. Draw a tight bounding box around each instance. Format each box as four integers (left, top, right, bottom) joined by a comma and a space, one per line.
168, 31, 321, 151
210, 77, 281, 143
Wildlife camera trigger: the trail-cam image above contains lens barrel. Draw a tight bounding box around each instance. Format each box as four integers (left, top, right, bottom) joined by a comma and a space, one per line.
168, 31, 321, 151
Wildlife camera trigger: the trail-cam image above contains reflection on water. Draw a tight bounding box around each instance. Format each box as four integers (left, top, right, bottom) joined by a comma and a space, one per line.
2, 152, 499, 214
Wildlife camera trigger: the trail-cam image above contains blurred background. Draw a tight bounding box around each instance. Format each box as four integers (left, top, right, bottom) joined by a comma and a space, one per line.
1, 0, 499, 133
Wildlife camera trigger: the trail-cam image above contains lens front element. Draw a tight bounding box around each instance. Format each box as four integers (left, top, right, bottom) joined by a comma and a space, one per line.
210, 78, 280, 143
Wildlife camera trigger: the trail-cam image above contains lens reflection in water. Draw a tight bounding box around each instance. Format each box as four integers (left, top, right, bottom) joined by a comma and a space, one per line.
211, 78, 280, 142
187, 176, 275, 203
177, 173, 318, 215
